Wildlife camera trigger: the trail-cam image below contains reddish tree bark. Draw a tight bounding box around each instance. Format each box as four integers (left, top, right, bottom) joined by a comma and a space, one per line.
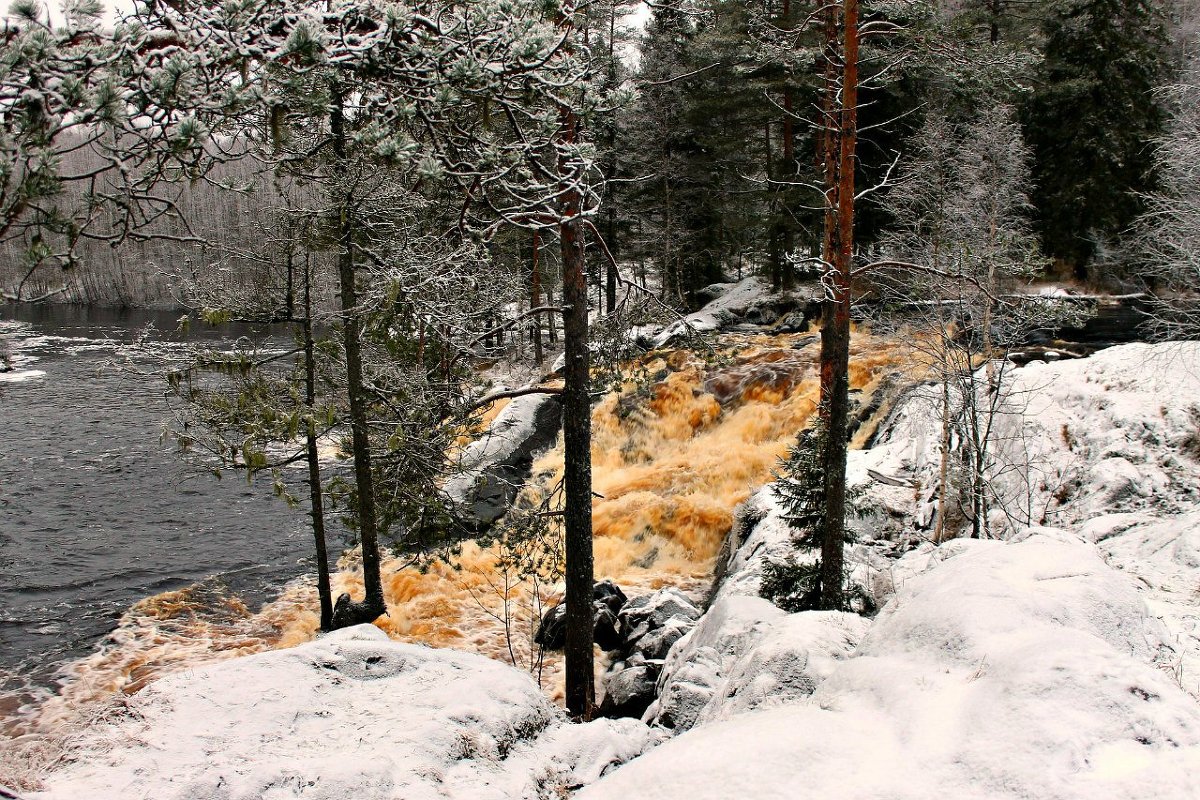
817, 0, 859, 612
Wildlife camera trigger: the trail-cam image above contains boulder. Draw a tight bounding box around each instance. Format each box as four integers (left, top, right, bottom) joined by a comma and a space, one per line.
597, 664, 659, 720
597, 588, 704, 721
445, 393, 562, 533
31, 625, 659, 800
534, 580, 630, 652
646, 594, 866, 732
594, 605, 623, 652
618, 588, 701, 650
634, 617, 693, 661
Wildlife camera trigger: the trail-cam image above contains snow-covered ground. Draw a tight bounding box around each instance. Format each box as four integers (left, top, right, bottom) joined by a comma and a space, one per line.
580, 340, 1200, 799
28, 626, 658, 800
582, 531, 1200, 800
852, 342, 1200, 692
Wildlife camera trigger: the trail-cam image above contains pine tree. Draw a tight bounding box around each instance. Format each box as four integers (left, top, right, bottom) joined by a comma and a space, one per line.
1023, 0, 1171, 278
761, 421, 828, 611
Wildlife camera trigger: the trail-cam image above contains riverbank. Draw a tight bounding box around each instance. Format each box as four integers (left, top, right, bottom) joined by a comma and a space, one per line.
14, 340, 1200, 798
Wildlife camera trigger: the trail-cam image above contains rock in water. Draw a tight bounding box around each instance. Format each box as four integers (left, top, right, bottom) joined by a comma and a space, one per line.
445, 393, 562, 533
534, 580, 630, 651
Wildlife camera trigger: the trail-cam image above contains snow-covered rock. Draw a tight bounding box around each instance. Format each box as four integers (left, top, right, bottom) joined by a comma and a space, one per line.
617, 588, 701, 649
650, 278, 771, 348
445, 392, 562, 531
647, 593, 866, 732
853, 342, 1200, 537
710, 487, 799, 600
32, 626, 657, 800
647, 277, 822, 348
851, 342, 1200, 685
582, 533, 1200, 800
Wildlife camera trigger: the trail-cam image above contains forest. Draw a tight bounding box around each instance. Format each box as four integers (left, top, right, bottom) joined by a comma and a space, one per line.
3, 0, 1200, 797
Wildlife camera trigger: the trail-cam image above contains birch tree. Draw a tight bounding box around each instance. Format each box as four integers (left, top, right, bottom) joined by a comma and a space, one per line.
877, 102, 1048, 540
1136, 46, 1200, 336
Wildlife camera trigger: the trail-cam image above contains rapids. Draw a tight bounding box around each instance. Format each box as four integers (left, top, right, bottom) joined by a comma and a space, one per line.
307, 331, 909, 700
1, 312, 910, 787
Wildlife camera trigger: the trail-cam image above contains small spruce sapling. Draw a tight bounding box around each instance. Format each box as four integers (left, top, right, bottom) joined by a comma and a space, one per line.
763, 419, 875, 613
762, 421, 831, 612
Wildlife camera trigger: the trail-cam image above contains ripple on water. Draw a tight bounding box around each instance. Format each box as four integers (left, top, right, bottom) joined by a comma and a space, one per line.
0, 305, 339, 748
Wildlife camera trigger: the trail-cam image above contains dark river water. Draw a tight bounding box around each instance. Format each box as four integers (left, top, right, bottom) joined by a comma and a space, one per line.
0, 304, 344, 728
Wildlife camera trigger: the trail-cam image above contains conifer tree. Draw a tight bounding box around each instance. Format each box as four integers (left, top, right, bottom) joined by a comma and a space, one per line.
1023, 0, 1171, 277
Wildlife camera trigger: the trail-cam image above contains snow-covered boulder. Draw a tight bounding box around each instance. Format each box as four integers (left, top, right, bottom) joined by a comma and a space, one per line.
646, 594, 866, 732
711, 487, 798, 600
853, 342, 1200, 539
648, 277, 822, 348
650, 278, 771, 348
32, 626, 657, 800
445, 392, 562, 532
581, 533, 1200, 800
1080, 510, 1200, 696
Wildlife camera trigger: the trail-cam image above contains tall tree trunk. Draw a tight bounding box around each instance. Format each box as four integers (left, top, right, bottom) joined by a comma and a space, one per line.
765, 122, 782, 291
553, 3, 595, 721
329, 89, 386, 629
560, 118, 596, 720
781, 81, 795, 290
817, 0, 858, 612
532, 231, 544, 367
302, 249, 333, 631
547, 279, 558, 344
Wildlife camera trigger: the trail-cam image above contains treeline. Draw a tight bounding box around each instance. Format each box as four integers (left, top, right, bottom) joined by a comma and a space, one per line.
1, 0, 1190, 309
600, 0, 1189, 303
0, 153, 292, 306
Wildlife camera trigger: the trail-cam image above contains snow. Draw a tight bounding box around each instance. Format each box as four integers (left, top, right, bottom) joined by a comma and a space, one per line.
850, 342, 1200, 686
711, 487, 805, 600
640, 488, 869, 730
583, 533, 1200, 800
1080, 510, 1200, 697
0, 368, 46, 383
444, 392, 556, 505
650, 277, 773, 348
30, 626, 658, 800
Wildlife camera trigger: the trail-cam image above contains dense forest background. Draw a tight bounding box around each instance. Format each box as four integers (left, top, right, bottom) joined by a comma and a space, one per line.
1, 0, 1194, 309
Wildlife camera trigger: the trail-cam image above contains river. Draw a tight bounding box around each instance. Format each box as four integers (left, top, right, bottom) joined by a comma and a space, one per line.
0, 304, 344, 733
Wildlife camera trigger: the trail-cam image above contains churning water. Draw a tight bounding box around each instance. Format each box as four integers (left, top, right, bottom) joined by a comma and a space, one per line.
0, 305, 341, 734
0, 304, 910, 780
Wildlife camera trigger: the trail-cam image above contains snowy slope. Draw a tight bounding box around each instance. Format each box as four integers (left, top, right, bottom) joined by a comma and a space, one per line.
851, 342, 1200, 690
584, 342, 1200, 800
30, 626, 657, 800
582, 533, 1200, 800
